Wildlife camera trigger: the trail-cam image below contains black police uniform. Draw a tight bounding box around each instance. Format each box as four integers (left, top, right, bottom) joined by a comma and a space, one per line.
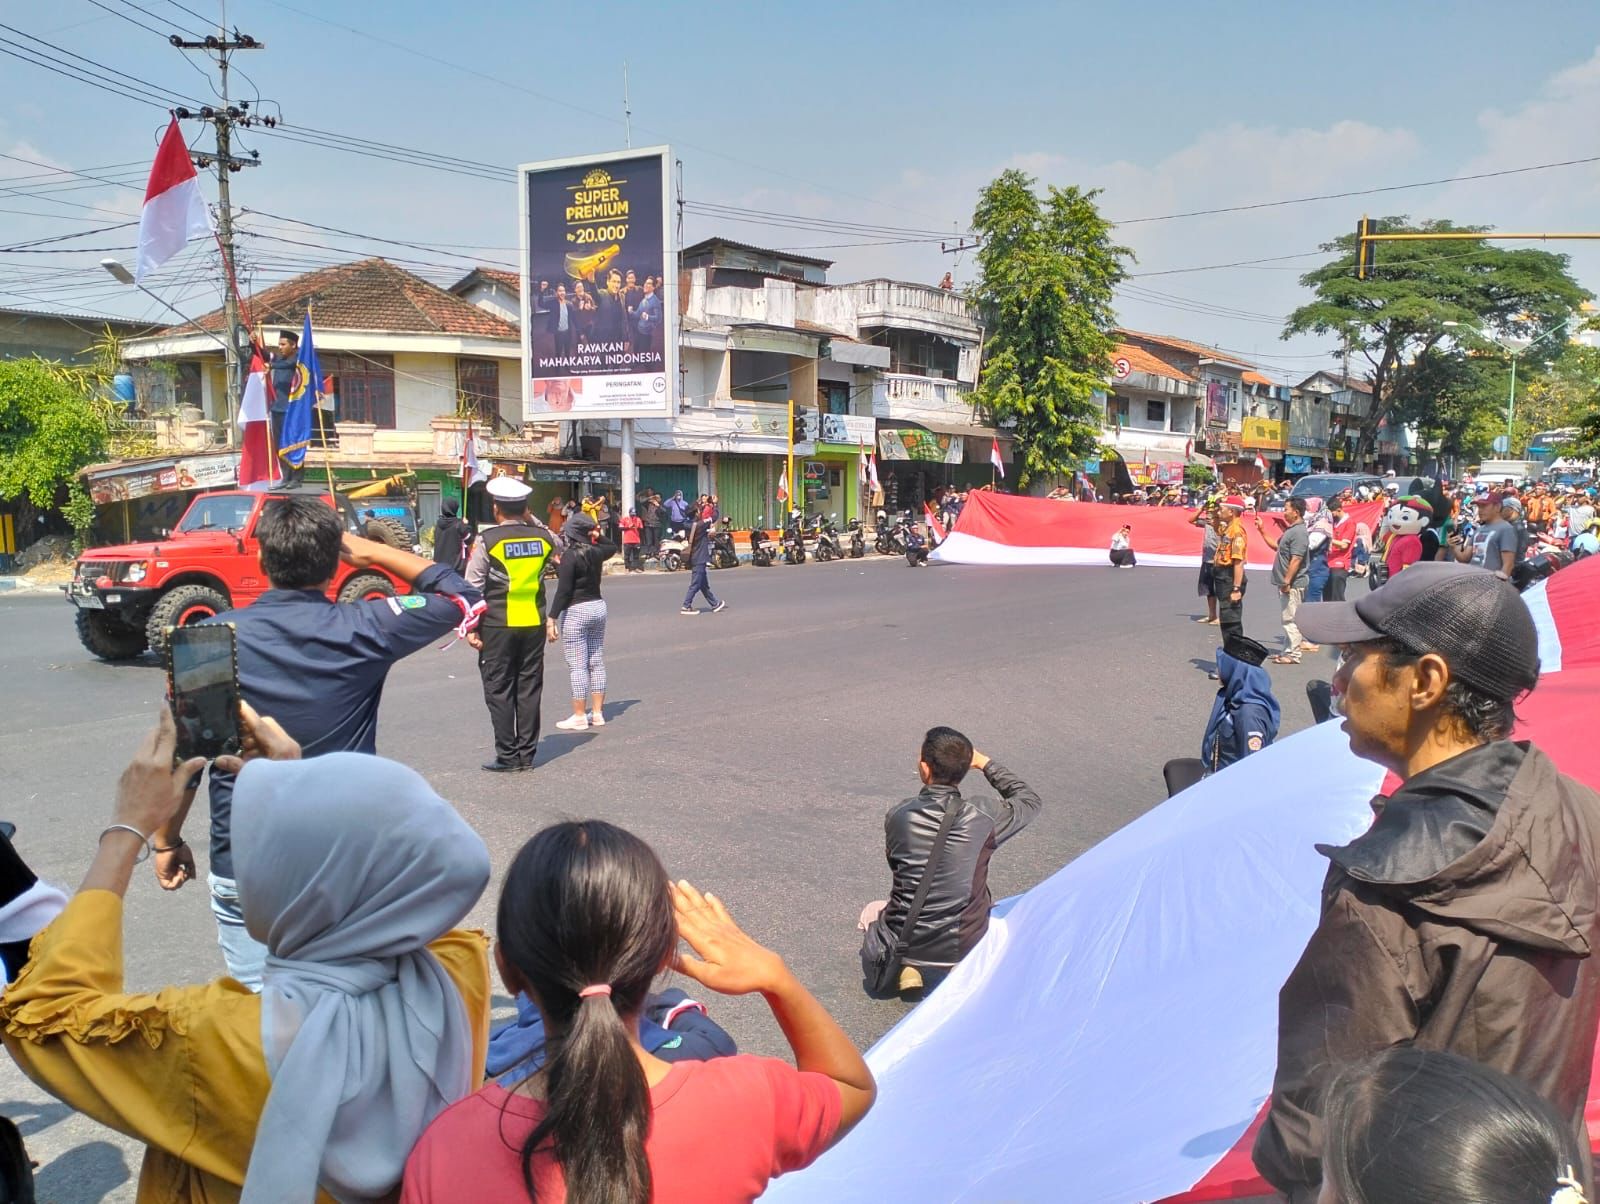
473, 521, 553, 769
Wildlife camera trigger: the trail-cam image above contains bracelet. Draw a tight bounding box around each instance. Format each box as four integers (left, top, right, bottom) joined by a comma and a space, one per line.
153, 839, 186, 854
99, 824, 152, 863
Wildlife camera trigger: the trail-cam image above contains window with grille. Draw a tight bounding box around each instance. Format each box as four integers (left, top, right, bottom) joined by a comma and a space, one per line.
322, 353, 395, 428
457, 357, 500, 427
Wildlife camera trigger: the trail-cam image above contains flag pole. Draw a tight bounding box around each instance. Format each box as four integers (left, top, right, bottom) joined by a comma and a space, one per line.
308, 308, 338, 502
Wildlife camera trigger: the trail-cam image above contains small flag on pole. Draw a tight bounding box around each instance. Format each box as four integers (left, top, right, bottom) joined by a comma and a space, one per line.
924, 501, 947, 543
1254, 452, 1269, 477
777, 465, 789, 503
135, 117, 213, 283
990, 437, 1005, 480
867, 449, 881, 495
237, 351, 271, 489
461, 420, 484, 488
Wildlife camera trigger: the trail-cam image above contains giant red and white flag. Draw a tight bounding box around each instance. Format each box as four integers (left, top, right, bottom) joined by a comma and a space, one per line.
135, 117, 213, 283
236, 352, 272, 489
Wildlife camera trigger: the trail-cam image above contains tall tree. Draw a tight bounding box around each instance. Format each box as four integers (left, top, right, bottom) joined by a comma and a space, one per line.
1283, 218, 1590, 465
968, 170, 1131, 485
0, 358, 114, 539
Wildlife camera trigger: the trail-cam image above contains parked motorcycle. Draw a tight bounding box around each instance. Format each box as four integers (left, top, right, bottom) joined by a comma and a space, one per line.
749, 516, 776, 567
813, 513, 844, 562
658, 526, 690, 572
847, 516, 866, 558
781, 509, 808, 565
874, 510, 910, 556
710, 518, 740, 569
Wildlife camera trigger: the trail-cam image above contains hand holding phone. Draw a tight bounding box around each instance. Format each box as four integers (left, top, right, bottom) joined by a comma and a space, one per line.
166, 623, 242, 763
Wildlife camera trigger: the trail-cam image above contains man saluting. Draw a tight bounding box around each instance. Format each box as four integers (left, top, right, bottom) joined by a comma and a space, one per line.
466, 476, 557, 773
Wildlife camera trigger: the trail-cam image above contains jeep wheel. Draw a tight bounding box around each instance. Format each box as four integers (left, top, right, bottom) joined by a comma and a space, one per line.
146, 584, 230, 653
337, 572, 396, 604
364, 517, 411, 549
75, 609, 150, 661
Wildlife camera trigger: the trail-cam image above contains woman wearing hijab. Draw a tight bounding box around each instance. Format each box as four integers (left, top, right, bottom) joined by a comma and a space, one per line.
431, 497, 473, 573
0, 706, 492, 1203
547, 511, 617, 732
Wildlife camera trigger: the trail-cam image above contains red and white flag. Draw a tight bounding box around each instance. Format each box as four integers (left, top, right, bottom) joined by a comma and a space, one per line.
923, 501, 947, 542
237, 352, 272, 489
776, 465, 789, 503
867, 449, 881, 495
461, 420, 484, 488
990, 437, 1005, 480
135, 117, 213, 284
1253, 452, 1269, 477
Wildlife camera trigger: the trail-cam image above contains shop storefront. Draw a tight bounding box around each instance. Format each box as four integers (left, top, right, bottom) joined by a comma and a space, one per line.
84, 452, 240, 543
876, 425, 963, 513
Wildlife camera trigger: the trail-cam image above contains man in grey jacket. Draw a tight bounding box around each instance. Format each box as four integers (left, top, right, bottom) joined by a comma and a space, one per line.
865, 726, 1042, 997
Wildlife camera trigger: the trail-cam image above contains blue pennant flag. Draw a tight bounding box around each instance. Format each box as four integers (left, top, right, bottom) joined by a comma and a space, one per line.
278, 311, 319, 471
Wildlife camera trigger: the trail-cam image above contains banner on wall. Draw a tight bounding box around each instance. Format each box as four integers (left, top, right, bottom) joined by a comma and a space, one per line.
878, 428, 964, 464
520, 147, 675, 421
1239, 416, 1286, 448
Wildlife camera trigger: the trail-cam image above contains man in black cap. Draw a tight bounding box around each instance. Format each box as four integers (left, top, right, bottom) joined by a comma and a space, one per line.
1253, 563, 1600, 1203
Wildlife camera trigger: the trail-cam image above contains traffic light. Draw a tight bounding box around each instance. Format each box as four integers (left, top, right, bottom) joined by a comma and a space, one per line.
792, 407, 808, 443
1356, 216, 1376, 280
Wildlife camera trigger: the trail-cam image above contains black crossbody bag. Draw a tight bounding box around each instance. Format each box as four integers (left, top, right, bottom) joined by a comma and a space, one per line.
862, 797, 960, 996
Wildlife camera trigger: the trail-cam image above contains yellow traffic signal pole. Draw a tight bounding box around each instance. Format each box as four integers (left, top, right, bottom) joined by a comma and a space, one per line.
786, 399, 796, 524
1355, 216, 1600, 280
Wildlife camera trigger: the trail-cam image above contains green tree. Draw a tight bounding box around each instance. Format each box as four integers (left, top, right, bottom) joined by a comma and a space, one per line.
0, 358, 114, 539
1284, 218, 1590, 465
968, 170, 1132, 484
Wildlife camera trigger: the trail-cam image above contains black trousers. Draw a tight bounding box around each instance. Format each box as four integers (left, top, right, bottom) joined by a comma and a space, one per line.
1211, 564, 1245, 643
269, 411, 301, 483
642, 523, 660, 557
1324, 567, 1348, 602
477, 624, 544, 764
624, 544, 642, 570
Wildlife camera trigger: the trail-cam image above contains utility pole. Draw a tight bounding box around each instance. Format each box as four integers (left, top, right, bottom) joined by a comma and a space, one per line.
170, 8, 264, 448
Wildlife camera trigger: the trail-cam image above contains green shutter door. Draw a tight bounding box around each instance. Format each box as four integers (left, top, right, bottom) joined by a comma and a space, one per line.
715, 455, 770, 529
637, 465, 699, 506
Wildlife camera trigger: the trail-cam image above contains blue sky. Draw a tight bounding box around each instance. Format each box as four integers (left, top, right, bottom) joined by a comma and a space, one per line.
4, 0, 1600, 379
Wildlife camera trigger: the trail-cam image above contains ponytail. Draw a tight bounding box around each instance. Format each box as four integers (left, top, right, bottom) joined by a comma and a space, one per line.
497, 822, 676, 1204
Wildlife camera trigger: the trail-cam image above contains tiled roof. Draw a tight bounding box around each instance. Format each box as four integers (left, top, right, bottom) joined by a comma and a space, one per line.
1298, 370, 1374, 395
1242, 370, 1274, 387
1115, 328, 1257, 370
172, 259, 519, 339
1114, 341, 1194, 383
450, 268, 520, 297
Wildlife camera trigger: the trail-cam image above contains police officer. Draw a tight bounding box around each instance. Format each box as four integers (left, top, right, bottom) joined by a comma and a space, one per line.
466, 476, 556, 772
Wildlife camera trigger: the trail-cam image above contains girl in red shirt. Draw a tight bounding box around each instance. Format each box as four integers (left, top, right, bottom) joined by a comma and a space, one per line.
402, 821, 875, 1204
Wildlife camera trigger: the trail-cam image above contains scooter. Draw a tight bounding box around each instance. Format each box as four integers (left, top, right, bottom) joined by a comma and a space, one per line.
710, 518, 740, 569
847, 516, 866, 558
875, 510, 910, 556
781, 509, 808, 564
813, 513, 844, 562
658, 526, 690, 572
749, 516, 776, 567
873, 509, 898, 555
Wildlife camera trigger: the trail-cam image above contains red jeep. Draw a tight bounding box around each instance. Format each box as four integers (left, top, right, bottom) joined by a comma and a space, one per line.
66, 487, 411, 661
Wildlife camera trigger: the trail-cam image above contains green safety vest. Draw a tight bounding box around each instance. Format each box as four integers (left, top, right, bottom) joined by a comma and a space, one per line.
481, 523, 551, 627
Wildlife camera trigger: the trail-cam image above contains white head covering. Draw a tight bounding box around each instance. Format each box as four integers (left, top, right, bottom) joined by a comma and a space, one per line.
233, 753, 490, 1204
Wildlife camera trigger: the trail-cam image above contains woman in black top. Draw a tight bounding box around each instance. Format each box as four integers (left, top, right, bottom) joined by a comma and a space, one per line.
430, 498, 472, 572
547, 514, 616, 731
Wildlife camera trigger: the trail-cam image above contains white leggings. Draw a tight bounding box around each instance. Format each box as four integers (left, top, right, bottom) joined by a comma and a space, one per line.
561, 599, 608, 700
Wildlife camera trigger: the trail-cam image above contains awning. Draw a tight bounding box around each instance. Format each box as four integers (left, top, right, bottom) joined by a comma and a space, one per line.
877, 418, 997, 438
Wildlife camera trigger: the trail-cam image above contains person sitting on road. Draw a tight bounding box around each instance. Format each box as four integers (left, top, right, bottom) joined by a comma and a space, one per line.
0, 707, 493, 1204
159, 494, 484, 991
905, 521, 930, 566
402, 820, 875, 1204
1319, 1047, 1588, 1204
861, 728, 1042, 999
1253, 563, 1600, 1203
1109, 524, 1136, 568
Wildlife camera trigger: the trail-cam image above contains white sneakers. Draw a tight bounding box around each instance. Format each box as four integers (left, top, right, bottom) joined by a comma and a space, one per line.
555, 715, 589, 731
589, 712, 605, 728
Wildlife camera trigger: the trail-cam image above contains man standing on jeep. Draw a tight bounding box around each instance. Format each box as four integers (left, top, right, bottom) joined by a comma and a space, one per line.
268, 329, 300, 486
147, 494, 483, 989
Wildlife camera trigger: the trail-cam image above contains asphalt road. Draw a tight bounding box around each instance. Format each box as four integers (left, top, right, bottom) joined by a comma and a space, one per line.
0, 556, 1325, 1201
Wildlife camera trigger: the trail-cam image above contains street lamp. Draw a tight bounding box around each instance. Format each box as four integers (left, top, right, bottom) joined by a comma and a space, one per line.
100, 258, 237, 446
1441, 317, 1574, 457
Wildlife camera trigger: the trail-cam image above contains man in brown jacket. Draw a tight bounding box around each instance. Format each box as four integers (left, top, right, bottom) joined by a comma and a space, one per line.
1253, 562, 1600, 1202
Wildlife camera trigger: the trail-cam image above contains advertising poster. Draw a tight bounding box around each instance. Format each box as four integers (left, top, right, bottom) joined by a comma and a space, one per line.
520, 147, 674, 421
877, 429, 964, 464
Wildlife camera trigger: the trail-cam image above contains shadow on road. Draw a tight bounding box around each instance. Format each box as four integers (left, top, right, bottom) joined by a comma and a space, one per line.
33, 1139, 131, 1202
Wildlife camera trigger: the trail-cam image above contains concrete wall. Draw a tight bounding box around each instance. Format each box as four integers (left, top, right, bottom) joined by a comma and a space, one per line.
393, 352, 458, 430
683, 346, 725, 407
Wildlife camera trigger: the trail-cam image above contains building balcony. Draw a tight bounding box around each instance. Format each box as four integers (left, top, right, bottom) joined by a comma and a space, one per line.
1100, 426, 1193, 457
871, 374, 985, 429
853, 279, 982, 341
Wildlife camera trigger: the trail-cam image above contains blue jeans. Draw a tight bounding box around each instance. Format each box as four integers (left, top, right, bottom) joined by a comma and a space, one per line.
1306, 552, 1329, 603
208, 872, 266, 992
682, 561, 718, 608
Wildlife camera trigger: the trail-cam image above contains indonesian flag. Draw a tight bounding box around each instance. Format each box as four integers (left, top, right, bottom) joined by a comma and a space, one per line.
776, 465, 789, 503
990, 437, 1005, 480
867, 450, 881, 495
1185, 439, 1193, 461
135, 117, 213, 284
461, 420, 484, 488
1253, 452, 1269, 477
923, 501, 947, 542
769, 559, 1600, 1204
237, 352, 272, 489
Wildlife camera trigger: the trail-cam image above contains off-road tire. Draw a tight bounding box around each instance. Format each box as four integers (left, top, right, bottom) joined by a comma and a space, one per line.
364, 517, 411, 549
337, 572, 396, 604
145, 584, 230, 654
75, 609, 149, 661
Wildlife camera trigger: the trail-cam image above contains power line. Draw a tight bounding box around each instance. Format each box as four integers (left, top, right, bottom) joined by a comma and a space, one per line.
0, 23, 204, 108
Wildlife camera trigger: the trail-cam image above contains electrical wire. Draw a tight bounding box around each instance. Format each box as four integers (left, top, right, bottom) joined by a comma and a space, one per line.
0, 23, 204, 108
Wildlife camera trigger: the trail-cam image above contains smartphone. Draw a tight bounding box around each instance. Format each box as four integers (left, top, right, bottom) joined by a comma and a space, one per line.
165, 623, 242, 763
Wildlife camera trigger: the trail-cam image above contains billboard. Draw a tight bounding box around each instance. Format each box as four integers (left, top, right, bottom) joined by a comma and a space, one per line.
519, 147, 674, 421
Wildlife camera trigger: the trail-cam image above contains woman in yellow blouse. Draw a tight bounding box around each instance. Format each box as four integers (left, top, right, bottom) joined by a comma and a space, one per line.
0, 708, 492, 1203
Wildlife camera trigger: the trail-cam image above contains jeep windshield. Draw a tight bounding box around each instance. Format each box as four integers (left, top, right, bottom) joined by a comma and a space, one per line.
176, 495, 256, 533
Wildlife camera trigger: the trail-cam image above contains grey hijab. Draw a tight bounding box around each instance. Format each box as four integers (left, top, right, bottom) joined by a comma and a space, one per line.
233, 753, 490, 1203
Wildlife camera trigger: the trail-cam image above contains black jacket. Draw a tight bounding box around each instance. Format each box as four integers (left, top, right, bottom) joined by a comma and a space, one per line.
882, 761, 1042, 967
